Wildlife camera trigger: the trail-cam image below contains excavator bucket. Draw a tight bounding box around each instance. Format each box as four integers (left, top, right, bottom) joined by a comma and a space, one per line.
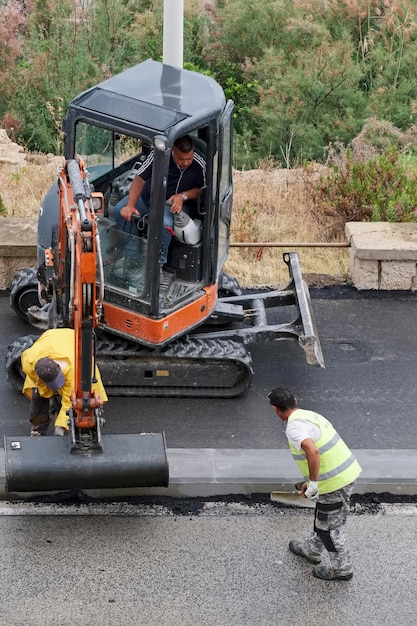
3, 433, 169, 493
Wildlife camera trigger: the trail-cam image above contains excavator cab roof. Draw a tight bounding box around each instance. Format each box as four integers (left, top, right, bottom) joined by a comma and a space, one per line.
64, 59, 226, 151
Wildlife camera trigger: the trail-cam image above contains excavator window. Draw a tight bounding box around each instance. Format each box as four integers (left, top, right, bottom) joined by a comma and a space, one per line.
75, 122, 120, 177
74, 122, 145, 190
99, 218, 148, 297
74, 120, 213, 309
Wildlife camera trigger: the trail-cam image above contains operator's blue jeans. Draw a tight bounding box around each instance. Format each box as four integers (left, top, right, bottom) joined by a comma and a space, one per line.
113, 195, 174, 266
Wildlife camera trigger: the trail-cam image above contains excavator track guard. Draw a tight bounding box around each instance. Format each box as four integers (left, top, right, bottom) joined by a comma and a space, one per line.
6, 333, 253, 398
9, 267, 40, 322
4, 433, 169, 492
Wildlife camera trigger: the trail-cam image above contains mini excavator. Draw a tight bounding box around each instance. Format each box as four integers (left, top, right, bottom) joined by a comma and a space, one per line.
5, 60, 323, 493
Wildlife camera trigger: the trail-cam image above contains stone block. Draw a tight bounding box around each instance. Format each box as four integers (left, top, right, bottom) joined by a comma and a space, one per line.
345, 222, 417, 261
0, 218, 37, 256
346, 222, 417, 290
0, 256, 37, 289
380, 261, 417, 291
0, 218, 37, 288
349, 256, 379, 290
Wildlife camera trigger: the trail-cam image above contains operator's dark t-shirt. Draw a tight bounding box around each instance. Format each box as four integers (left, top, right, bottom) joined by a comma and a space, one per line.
136, 149, 206, 206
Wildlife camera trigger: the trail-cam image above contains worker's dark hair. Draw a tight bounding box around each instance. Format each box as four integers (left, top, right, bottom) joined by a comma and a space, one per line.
268, 386, 297, 411
173, 135, 194, 153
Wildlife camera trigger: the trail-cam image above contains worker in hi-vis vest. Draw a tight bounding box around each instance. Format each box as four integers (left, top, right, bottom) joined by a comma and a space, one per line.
268, 386, 362, 581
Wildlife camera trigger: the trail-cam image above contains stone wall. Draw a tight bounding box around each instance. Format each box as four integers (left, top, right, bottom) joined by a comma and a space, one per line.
345, 222, 417, 290
2, 218, 417, 291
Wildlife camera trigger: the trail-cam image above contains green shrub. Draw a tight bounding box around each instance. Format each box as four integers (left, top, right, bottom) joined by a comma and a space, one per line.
313, 148, 417, 229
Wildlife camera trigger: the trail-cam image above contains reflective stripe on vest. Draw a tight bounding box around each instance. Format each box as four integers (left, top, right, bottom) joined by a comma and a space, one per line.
291, 432, 340, 460
288, 409, 362, 494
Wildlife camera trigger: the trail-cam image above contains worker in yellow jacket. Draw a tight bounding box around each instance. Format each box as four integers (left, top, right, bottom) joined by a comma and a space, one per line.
21, 328, 108, 436
268, 386, 362, 581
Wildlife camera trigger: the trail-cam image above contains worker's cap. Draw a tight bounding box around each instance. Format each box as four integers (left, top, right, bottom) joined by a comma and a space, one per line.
35, 357, 65, 390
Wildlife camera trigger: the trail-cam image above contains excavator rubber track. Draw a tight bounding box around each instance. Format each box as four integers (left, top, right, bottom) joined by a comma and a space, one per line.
92, 333, 253, 398
6, 333, 254, 399
9, 267, 40, 322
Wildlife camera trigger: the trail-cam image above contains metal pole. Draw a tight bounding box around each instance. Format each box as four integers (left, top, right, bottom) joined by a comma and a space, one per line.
230, 242, 349, 248
163, 0, 184, 68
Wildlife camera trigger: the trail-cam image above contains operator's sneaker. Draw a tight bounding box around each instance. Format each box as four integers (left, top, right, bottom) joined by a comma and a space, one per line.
289, 540, 322, 564
54, 426, 67, 436
313, 565, 353, 581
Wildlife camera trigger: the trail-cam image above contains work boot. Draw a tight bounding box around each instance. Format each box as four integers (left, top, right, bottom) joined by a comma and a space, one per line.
30, 421, 50, 436
313, 565, 353, 581
54, 426, 67, 436
31, 427, 45, 437
289, 540, 322, 564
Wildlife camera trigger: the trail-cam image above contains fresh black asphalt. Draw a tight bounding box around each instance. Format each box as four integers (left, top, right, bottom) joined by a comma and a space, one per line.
1, 286, 417, 450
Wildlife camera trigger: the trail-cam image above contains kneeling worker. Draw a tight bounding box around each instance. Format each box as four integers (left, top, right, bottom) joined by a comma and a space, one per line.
21, 328, 108, 436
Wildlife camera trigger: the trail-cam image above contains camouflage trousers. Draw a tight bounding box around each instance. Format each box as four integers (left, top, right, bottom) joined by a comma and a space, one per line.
301, 482, 355, 574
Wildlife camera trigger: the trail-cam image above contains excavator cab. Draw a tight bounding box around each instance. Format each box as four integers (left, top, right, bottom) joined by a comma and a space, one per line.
29, 61, 237, 345
90, 122, 222, 341
63, 62, 234, 346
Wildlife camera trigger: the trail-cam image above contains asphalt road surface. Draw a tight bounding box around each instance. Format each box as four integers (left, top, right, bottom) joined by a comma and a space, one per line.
1, 288, 417, 626
0, 499, 416, 626
1, 287, 417, 450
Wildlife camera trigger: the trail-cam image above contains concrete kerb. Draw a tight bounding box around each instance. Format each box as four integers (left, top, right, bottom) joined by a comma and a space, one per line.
0, 448, 416, 500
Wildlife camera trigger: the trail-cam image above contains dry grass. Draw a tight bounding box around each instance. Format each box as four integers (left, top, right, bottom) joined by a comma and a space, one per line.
226, 167, 349, 286
0, 152, 349, 287
0, 154, 60, 219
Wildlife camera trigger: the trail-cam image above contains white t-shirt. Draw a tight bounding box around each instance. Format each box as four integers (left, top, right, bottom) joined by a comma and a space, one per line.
286, 418, 321, 451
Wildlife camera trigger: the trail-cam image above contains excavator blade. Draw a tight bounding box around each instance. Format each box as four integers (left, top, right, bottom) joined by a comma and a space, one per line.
284, 252, 325, 369
4, 433, 168, 493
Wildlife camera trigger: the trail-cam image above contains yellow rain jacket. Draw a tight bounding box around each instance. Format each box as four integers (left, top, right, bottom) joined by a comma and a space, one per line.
21, 328, 108, 430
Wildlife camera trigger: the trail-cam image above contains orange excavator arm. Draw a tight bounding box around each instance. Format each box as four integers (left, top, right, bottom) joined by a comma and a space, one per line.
59, 159, 105, 448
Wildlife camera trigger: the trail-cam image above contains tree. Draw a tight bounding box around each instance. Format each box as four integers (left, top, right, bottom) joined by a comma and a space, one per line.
5, 0, 138, 151
2, 0, 417, 165
0, 1, 34, 118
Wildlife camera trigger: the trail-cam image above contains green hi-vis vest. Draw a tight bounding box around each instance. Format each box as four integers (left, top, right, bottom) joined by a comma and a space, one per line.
288, 409, 362, 494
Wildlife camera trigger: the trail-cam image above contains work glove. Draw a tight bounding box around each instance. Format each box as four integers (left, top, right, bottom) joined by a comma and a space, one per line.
305, 480, 319, 501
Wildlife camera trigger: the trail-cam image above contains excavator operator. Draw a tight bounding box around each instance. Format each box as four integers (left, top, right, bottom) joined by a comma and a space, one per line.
21, 328, 108, 437
113, 134, 206, 267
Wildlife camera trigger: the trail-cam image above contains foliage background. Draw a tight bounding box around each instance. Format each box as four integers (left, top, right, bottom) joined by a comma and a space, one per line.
1, 0, 417, 166
1, 0, 417, 277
